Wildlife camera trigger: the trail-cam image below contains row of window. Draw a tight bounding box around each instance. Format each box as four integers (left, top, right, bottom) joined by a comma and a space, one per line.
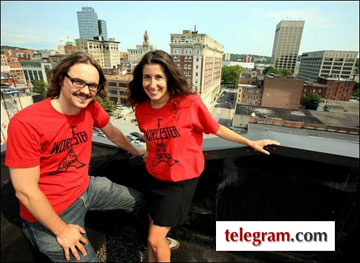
24, 69, 43, 82
172, 48, 201, 55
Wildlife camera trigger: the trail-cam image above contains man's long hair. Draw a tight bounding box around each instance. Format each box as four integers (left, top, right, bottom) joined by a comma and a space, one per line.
46, 52, 108, 98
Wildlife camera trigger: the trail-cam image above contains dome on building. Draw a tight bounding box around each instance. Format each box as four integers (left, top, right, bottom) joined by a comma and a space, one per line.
65, 41, 76, 46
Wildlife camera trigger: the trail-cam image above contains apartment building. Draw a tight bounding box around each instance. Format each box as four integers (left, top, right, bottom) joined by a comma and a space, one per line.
170, 29, 224, 107
76, 38, 120, 69
297, 50, 358, 82
271, 20, 305, 72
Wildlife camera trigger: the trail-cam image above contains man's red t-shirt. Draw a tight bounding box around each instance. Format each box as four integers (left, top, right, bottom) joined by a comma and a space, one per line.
135, 94, 220, 182
5, 98, 109, 222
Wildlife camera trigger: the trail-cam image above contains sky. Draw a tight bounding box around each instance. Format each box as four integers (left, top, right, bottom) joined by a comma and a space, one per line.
1, 1, 359, 57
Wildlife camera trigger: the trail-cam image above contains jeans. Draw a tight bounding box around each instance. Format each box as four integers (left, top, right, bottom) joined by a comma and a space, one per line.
22, 176, 144, 262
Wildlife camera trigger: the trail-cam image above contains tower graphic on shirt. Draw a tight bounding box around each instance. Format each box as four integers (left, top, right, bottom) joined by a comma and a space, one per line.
152, 118, 178, 167
49, 126, 86, 175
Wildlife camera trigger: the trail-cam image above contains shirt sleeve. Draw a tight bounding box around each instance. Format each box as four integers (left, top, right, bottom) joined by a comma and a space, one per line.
5, 118, 41, 168
91, 101, 110, 128
191, 95, 220, 134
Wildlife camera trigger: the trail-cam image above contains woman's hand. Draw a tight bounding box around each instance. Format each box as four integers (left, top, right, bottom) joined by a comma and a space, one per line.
248, 140, 280, 155
142, 151, 148, 162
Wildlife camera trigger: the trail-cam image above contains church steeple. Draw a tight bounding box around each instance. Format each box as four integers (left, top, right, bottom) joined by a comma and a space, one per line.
144, 30, 149, 43
143, 30, 150, 50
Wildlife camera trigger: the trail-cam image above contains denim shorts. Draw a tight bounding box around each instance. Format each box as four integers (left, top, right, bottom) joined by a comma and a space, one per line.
22, 176, 144, 262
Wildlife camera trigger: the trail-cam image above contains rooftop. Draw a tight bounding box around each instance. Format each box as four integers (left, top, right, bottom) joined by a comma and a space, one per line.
235, 104, 323, 124
1, 133, 359, 261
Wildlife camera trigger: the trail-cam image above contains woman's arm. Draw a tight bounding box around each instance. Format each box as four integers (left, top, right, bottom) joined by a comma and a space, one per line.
215, 124, 280, 155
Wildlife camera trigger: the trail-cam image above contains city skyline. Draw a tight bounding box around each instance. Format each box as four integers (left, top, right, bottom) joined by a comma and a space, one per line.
1, 1, 359, 56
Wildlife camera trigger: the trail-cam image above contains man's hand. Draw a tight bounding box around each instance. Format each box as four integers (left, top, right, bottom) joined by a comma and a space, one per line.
248, 140, 280, 155
56, 224, 88, 261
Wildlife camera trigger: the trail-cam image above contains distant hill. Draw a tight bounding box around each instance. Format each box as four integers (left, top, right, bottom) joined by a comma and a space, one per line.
1, 45, 29, 50
224, 53, 272, 63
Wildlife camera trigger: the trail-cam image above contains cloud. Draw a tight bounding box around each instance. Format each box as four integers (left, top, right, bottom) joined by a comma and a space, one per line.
265, 8, 338, 29
1, 31, 60, 47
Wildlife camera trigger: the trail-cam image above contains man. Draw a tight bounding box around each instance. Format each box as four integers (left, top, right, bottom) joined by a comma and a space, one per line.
5, 52, 146, 262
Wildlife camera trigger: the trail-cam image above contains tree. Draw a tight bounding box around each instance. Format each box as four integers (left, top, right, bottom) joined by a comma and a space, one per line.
96, 96, 116, 113
263, 66, 293, 77
301, 93, 322, 110
221, 65, 244, 86
31, 79, 47, 98
263, 66, 278, 75
278, 68, 292, 77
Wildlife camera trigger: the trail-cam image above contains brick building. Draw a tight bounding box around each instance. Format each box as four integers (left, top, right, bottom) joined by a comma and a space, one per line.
237, 84, 262, 105
319, 77, 355, 101
49, 54, 67, 68
303, 82, 327, 97
9, 62, 25, 85
261, 76, 304, 109
106, 74, 132, 105
64, 42, 77, 55
7, 49, 35, 62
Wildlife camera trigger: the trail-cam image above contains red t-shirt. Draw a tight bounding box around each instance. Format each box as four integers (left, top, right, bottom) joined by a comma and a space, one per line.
5, 98, 110, 222
135, 94, 220, 182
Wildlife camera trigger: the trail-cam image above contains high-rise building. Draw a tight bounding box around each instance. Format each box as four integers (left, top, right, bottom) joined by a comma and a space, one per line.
170, 29, 224, 107
128, 31, 156, 63
76, 38, 120, 69
245, 55, 252, 62
297, 50, 358, 82
224, 53, 231, 61
271, 20, 305, 72
77, 7, 99, 40
98, 19, 108, 40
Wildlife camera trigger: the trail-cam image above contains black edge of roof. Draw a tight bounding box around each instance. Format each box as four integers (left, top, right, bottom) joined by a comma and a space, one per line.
202, 131, 359, 168
2, 131, 359, 168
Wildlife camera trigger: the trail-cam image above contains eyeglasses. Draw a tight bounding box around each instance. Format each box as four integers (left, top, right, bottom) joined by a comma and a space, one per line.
65, 73, 99, 92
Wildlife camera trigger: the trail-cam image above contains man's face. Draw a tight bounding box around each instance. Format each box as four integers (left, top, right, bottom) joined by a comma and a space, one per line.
59, 63, 100, 111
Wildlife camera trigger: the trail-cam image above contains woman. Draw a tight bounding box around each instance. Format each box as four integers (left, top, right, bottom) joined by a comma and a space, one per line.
128, 50, 280, 262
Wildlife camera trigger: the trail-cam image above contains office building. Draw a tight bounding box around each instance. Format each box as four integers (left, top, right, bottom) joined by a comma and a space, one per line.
77, 7, 99, 40
297, 50, 358, 82
271, 20, 305, 72
98, 19, 108, 40
170, 29, 224, 107
76, 38, 120, 69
